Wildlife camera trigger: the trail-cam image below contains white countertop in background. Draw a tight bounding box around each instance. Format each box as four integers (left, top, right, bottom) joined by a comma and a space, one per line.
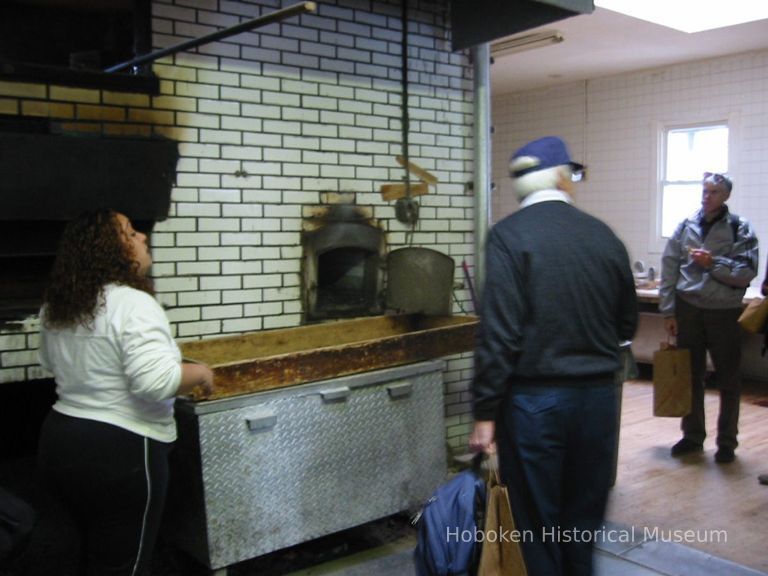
635, 285, 764, 305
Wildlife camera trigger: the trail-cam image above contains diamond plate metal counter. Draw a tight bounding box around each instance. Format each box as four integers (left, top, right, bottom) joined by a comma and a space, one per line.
166, 360, 447, 570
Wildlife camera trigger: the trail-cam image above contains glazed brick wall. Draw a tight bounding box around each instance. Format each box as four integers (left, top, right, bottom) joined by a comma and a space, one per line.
0, 0, 477, 451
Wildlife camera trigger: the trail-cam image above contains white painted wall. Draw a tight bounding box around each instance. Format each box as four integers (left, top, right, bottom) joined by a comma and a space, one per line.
492, 49, 768, 286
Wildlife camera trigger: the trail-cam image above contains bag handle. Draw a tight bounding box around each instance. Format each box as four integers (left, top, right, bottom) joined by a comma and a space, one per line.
660, 335, 677, 351
475, 452, 502, 486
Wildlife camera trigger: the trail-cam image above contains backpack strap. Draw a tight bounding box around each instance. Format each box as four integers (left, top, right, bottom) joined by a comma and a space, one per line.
729, 213, 740, 243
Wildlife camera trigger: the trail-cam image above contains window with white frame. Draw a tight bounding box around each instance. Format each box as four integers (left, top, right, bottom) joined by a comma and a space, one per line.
661, 124, 729, 238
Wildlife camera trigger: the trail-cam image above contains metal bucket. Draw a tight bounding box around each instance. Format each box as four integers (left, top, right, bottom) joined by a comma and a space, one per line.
386, 247, 455, 315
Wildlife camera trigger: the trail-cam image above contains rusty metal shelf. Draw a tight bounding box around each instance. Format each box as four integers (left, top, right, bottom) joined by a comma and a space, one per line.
180, 313, 478, 401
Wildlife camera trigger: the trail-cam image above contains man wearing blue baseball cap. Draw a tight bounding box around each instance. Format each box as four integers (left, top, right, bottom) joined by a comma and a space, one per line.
470, 136, 638, 575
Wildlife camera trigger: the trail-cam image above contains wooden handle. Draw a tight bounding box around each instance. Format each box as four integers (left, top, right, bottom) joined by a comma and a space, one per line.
380, 181, 429, 201
395, 155, 438, 185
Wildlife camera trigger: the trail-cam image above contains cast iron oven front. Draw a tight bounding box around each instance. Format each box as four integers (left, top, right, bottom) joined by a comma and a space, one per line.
303, 205, 385, 321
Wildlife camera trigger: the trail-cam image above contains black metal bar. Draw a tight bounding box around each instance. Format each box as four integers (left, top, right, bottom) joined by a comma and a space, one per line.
105, 1, 317, 73
462, 259, 477, 314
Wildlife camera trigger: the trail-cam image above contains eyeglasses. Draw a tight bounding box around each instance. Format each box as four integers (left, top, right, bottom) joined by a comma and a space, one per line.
572, 167, 587, 182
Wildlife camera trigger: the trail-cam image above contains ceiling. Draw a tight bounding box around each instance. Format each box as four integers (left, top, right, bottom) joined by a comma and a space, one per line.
490, 7, 768, 94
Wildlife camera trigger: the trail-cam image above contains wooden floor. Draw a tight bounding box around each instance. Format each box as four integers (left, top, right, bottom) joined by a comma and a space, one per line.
607, 377, 768, 573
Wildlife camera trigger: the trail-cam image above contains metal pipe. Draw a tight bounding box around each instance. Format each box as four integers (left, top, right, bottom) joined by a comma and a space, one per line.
131, 0, 152, 75
105, 1, 317, 73
471, 43, 492, 300
400, 0, 410, 196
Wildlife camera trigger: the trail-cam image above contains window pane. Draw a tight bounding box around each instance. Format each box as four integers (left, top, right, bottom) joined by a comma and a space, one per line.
662, 183, 700, 237
666, 126, 728, 181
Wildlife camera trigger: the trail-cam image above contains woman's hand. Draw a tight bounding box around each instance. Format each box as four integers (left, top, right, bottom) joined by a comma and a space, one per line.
178, 362, 214, 398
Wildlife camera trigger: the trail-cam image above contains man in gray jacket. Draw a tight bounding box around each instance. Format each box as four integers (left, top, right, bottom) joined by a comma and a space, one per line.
659, 172, 759, 463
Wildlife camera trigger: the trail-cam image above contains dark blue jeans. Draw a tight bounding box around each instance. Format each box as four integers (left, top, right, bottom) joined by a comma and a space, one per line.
496, 382, 618, 576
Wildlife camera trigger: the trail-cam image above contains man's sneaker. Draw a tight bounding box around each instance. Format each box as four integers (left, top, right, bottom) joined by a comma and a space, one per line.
670, 438, 703, 457
715, 447, 735, 464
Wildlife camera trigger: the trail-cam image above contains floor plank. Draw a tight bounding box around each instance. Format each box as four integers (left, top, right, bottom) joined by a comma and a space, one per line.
607, 378, 768, 573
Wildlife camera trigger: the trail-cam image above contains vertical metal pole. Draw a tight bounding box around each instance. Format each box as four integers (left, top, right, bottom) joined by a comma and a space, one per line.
471, 43, 492, 300
400, 0, 410, 187
132, 0, 152, 76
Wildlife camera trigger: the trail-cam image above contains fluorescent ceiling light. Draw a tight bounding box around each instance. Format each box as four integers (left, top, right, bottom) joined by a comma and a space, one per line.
595, 0, 768, 33
491, 30, 564, 58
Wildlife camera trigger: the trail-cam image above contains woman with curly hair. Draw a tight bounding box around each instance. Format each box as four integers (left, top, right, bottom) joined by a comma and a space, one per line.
37, 210, 214, 576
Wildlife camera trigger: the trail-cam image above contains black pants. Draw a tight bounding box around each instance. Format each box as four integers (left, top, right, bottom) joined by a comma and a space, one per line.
37, 410, 172, 576
675, 297, 743, 450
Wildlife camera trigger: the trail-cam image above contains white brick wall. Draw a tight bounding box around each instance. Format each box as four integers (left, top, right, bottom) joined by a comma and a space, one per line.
0, 0, 477, 450
492, 49, 768, 286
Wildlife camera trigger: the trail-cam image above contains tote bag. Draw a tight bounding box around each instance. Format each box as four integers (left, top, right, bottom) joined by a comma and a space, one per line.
738, 297, 768, 334
477, 463, 528, 576
652, 342, 692, 417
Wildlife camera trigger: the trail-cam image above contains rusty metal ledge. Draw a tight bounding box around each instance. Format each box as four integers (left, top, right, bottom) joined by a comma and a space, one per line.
180, 314, 479, 401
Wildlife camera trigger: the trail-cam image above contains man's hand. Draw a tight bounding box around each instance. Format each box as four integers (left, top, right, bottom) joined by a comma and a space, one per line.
469, 420, 496, 455
689, 248, 713, 269
663, 316, 677, 338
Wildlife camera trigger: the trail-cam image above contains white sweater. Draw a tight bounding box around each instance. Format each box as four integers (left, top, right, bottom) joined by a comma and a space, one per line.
38, 284, 182, 442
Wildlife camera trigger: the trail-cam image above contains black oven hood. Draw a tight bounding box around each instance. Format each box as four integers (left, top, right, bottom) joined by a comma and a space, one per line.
0, 131, 178, 221
0, 130, 178, 321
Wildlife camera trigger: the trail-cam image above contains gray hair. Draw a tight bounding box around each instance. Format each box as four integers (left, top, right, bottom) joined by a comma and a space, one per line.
703, 172, 732, 193
510, 159, 570, 200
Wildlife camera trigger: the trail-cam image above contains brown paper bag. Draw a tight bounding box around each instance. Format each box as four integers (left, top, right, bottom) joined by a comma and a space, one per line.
478, 468, 528, 576
738, 297, 768, 334
653, 342, 692, 417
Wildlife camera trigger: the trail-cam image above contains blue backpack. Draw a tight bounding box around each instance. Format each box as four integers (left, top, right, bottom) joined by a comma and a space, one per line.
413, 467, 487, 576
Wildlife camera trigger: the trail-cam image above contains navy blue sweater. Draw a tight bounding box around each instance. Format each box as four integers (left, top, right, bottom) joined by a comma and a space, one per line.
472, 200, 638, 421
